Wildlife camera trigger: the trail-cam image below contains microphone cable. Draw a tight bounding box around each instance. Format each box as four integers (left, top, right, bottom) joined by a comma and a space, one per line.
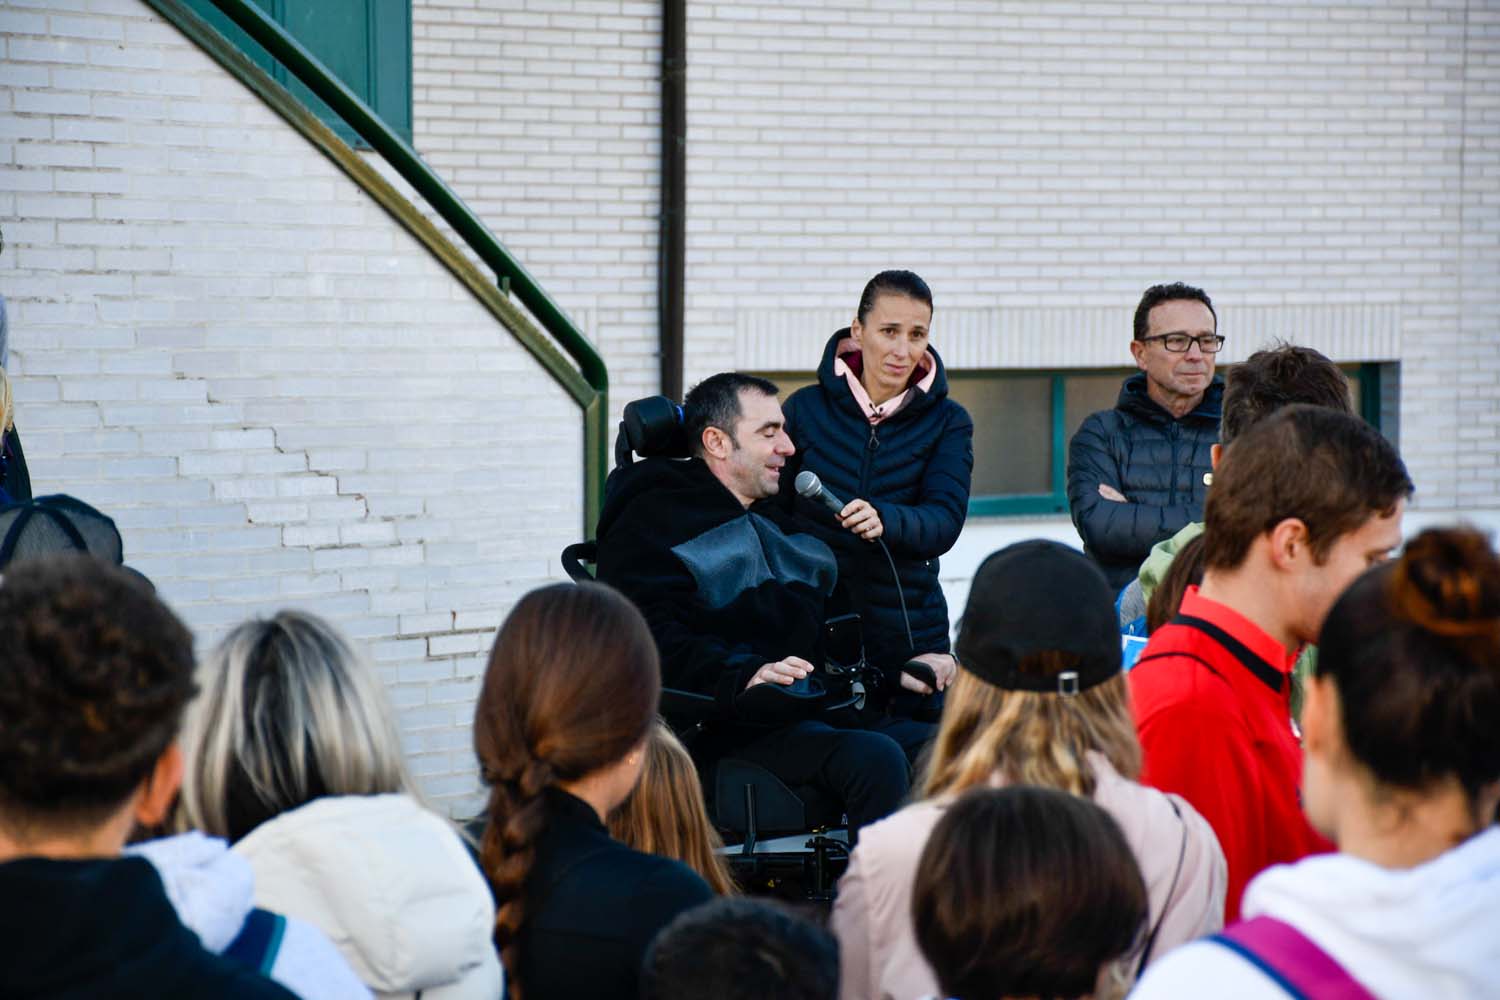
875, 537, 914, 654
795, 469, 915, 656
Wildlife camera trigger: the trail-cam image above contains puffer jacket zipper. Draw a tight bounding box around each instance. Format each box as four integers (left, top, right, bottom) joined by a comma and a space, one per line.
858, 423, 880, 498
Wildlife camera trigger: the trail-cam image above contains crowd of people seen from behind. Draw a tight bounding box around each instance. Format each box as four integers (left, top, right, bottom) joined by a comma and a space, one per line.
0, 273, 1495, 1000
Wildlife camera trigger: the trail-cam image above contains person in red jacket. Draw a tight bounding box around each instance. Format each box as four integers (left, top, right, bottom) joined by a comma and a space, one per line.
1130, 405, 1412, 921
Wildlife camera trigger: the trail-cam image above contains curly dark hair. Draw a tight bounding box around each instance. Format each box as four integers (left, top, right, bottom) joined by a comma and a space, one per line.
0, 554, 197, 831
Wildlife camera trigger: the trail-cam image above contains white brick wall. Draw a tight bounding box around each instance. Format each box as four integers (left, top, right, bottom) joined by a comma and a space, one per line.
398, 0, 1497, 509
676, 0, 1497, 511
410, 0, 664, 424
1457, 3, 1500, 505
1, 0, 585, 816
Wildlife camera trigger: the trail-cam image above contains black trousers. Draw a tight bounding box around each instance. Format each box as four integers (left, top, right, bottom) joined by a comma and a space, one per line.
729, 715, 933, 842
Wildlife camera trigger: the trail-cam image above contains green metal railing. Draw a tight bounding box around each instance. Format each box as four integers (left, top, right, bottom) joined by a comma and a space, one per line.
145, 0, 609, 533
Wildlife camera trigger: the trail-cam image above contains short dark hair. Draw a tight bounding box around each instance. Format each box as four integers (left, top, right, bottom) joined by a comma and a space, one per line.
641, 897, 839, 1000
1203, 405, 1413, 571
683, 372, 779, 458
1221, 342, 1352, 445
0, 554, 197, 833
1133, 282, 1216, 340
912, 786, 1147, 1000
1318, 527, 1500, 808
856, 269, 933, 324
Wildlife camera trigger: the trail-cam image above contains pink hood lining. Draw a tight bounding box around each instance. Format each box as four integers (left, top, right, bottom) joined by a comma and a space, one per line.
832, 337, 937, 426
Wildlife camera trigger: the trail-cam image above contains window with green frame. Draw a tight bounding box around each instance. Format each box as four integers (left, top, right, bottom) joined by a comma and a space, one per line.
184, 0, 413, 147
756, 364, 1387, 518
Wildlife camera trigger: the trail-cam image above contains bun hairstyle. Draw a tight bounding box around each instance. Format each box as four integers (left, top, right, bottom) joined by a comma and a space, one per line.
1317, 526, 1500, 807
474, 582, 661, 997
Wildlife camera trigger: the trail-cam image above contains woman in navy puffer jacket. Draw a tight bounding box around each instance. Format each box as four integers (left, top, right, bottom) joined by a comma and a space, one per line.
782, 271, 974, 723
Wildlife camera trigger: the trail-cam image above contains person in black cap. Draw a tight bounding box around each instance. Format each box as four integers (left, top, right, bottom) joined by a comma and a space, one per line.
830, 539, 1228, 1000
0, 494, 133, 576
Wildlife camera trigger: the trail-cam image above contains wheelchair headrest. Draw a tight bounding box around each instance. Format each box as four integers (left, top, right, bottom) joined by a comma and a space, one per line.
618, 395, 691, 464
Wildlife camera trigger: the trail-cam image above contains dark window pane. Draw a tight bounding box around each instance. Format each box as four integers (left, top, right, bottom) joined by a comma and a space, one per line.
1341, 364, 1363, 419
949, 376, 1052, 495
1065, 373, 1131, 439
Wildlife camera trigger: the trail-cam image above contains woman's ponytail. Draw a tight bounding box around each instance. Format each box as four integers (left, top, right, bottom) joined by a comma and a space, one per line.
473, 582, 660, 998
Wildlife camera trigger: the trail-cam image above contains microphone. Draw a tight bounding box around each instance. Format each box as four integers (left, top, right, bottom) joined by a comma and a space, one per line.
796, 470, 914, 647
795, 470, 846, 516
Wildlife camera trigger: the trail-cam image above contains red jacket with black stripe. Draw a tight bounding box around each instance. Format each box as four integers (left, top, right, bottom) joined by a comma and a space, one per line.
1130, 586, 1334, 922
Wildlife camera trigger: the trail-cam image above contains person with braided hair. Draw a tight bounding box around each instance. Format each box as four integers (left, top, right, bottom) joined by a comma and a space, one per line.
1135, 526, 1500, 999
474, 581, 712, 1000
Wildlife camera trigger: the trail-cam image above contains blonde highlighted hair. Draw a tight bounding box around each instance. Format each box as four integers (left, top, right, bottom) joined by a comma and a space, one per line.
176, 609, 418, 842
0, 367, 13, 436
920, 652, 1142, 801
608, 721, 737, 896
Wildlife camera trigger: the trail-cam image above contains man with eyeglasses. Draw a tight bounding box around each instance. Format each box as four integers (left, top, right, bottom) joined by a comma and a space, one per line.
1066, 282, 1225, 591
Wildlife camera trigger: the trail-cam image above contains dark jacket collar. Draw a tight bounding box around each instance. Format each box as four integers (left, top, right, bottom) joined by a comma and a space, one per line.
1116, 372, 1224, 425
543, 786, 608, 834
597, 456, 744, 540
0, 856, 206, 994
815, 328, 951, 422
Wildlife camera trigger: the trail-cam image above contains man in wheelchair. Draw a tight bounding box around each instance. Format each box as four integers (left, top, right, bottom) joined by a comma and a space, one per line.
596, 373, 914, 843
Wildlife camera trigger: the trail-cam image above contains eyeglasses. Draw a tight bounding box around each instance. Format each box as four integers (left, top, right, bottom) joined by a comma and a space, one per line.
1140, 333, 1225, 354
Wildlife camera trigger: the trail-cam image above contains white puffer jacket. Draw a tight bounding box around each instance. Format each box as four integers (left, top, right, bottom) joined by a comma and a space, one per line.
127, 831, 371, 1000
234, 794, 503, 1000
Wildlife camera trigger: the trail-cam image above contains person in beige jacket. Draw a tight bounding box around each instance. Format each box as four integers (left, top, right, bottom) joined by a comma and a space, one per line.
831, 540, 1226, 1000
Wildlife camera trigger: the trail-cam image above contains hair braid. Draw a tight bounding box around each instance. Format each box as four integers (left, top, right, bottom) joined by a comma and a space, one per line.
474, 582, 660, 998
481, 769, 551, 994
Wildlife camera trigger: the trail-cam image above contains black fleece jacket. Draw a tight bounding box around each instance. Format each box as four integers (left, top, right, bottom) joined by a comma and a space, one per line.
595, 456, 837, 710
516, 788, 712, 1000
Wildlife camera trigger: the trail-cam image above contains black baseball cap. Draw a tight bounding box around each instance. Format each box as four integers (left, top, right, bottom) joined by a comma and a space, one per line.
0, 494, 125, 570
955, 539, 1121, 696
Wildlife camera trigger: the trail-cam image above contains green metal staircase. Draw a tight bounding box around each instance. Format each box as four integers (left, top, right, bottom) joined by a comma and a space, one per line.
143, 0, 610, 534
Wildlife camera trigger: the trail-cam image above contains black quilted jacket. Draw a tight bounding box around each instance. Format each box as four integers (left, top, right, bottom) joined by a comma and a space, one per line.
781, 331, 973, 671
1066, 373, 1222, 591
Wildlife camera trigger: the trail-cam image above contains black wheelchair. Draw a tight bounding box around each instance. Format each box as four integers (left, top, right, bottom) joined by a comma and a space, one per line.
561, 394, 884, 902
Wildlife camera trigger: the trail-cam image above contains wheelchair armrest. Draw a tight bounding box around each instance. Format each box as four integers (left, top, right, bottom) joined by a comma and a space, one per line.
560, 541, 597, 583
660, 686, 719, 723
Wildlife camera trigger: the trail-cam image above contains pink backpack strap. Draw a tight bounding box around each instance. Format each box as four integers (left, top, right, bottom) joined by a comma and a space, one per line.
1212, 916, 1376, 1000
